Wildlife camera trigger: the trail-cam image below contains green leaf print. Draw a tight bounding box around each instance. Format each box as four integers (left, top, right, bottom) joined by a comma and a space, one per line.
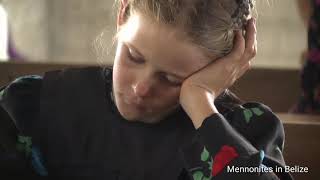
243, 109, 253, 123
193, 171, 204, 180
0, 90, 4, 98
16, 135, 32, 156
201, 147, 210, 162
251, 107, 264, 116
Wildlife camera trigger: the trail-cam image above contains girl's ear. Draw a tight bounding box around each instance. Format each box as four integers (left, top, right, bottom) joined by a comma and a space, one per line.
117, 0, 129, 30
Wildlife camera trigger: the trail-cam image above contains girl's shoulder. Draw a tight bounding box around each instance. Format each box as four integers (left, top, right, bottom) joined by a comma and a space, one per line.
1, 74, 42, 91
0, 75, 43, 134
224, 101, 280, 126
0, 75, 43, 108
223, 101, 285, 148
0, 66, 112, 123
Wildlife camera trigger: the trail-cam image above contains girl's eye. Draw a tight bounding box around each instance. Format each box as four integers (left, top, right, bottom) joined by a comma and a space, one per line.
127, 47, 144, 64
162, 74, 182, 86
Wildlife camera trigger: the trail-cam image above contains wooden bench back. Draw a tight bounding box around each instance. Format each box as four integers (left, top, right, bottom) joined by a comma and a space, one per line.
279, 114, 320, 180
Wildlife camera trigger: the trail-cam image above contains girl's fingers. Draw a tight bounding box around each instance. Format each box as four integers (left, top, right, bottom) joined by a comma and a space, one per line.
199, 31, 244, 74
188, 20, 254, 87
224, 21, 255, 81
226, 30, 245, 60
244, 18, 257, 60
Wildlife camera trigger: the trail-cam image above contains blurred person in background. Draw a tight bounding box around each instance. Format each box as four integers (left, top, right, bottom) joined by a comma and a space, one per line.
0, 1, 24, 62
0, 1, 8, 61
292, 0, 320, 114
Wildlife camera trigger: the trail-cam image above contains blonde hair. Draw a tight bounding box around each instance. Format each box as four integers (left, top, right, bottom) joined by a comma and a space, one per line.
115, 0, 255, 58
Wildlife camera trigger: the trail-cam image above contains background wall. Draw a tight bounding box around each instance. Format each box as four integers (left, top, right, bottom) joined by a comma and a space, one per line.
47, 0, 115, 64
3, 0, 49, 61
255, 0, 307, 69
2, 0, 307, 68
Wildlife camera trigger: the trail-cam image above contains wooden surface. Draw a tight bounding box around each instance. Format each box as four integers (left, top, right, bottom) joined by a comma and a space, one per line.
279, 113, 320, 125
0, 62, 89, 86
0, 62, 300, 112
230, 67, 301, 112
278, 113, 320, 180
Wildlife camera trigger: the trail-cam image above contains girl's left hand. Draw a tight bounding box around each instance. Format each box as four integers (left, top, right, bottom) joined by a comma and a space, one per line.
179, 18, 257, 129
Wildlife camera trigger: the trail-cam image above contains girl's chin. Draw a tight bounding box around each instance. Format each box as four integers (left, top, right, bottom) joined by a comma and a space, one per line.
116, 98, 155, 121
118, 108, 165, 124
114, 95, 178, 124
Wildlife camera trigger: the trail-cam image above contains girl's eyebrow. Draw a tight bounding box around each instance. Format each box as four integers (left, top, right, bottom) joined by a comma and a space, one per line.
125, 42, 187, 80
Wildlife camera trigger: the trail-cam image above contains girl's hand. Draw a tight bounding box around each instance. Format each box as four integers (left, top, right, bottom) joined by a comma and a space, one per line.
179, 18, 257, 129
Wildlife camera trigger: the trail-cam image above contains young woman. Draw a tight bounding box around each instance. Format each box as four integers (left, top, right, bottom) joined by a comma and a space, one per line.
0, 0, 293, 179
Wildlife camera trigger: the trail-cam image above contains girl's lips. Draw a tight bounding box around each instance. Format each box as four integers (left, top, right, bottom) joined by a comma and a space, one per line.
123, 94, 146, 108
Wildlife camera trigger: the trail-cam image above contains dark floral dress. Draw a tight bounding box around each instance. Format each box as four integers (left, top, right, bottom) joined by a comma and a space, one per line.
293, 0, 320, 114
0, 67, 293, 179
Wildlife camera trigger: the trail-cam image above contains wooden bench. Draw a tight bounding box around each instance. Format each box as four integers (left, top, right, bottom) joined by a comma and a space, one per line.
0, 61, 300, 112
279, 114, 320, 180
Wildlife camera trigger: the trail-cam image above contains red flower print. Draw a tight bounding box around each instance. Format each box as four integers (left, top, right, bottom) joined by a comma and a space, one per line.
212, 145, 239, 177
308, 49, 320, 64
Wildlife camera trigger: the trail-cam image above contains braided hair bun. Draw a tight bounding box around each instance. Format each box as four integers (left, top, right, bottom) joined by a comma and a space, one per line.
231, 0, 255, 29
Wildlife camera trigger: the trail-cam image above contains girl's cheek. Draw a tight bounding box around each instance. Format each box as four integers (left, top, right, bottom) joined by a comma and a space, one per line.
115, 60, 136, 90
113, 45, 136, 91
157, 85, 180, 104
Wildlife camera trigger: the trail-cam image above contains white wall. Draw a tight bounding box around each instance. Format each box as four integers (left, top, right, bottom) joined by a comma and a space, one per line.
3, 0, 307, 69
255, 0, 306, 69
3, 0, 49, 61
0, 4, 8, 61
47, 0, 115, 64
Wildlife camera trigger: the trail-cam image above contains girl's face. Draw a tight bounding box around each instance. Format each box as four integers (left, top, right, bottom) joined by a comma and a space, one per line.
113, 12, 210, 123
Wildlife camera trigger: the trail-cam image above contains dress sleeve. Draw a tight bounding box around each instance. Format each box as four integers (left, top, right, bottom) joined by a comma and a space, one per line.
0, 75, 47, 177
0, 75, 42, 135
180, 102, 294, 180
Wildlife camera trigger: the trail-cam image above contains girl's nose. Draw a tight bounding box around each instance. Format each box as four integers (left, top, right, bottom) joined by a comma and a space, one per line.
132, 80, 152, 98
